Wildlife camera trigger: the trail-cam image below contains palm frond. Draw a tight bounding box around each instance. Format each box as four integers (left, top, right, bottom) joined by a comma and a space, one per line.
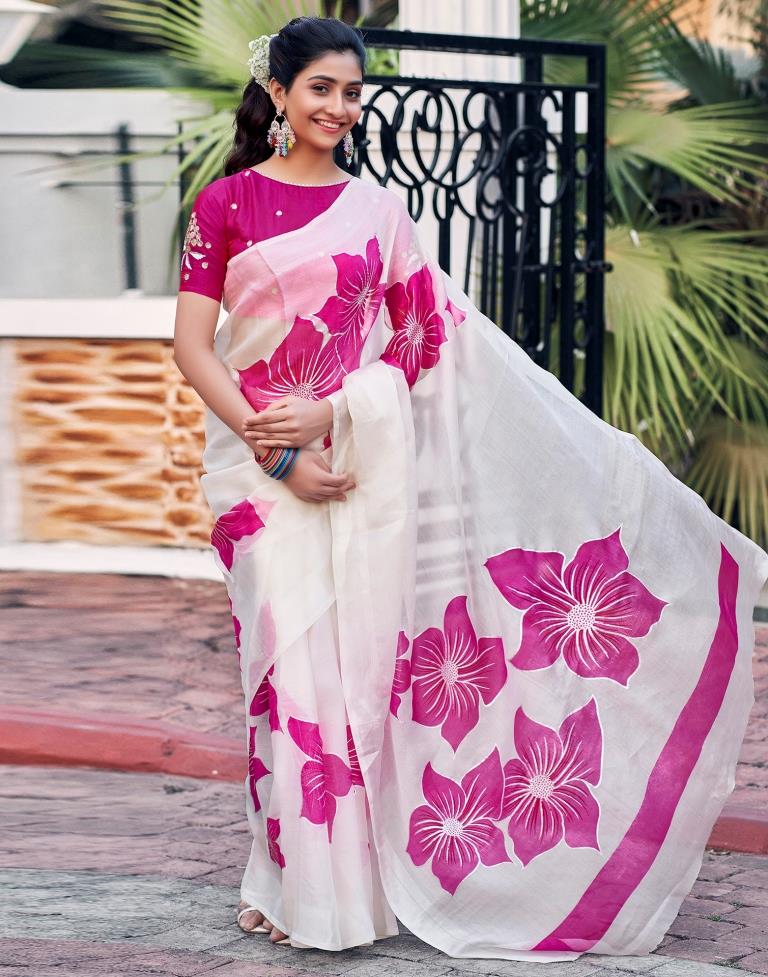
521, 0, 678, 104
653, 24, 743, 104
605, 224, 700, 440
686, 416, 768, 547
102, 0, 323, 89
0, 40, 205, 88
607, 102, 767, 221
664, 228, 768, 346
690, 337, 768, 427
602, 223, 767, 448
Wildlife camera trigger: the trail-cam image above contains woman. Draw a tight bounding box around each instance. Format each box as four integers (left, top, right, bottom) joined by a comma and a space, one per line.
173, 15, 768, 962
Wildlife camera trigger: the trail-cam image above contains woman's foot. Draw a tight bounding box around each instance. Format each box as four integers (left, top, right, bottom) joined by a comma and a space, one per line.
236, 900, 289, 943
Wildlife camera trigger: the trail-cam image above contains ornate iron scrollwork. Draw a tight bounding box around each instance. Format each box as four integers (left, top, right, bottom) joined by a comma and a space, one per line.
345, 29, 608, 415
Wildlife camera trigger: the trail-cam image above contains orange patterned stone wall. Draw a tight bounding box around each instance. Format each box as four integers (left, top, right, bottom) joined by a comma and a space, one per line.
13, 338, 213, 547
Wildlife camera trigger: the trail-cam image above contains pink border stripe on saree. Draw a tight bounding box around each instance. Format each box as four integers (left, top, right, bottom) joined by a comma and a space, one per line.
533, 543, 740, 953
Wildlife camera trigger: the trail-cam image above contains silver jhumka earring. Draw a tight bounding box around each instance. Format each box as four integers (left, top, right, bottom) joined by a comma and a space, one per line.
342, 130, 354, 165
267, 109, 296, 157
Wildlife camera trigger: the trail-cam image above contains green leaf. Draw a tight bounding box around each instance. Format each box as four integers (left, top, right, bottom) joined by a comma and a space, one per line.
602, 223, 767, 452
102, 0, 324, 88
655, 26, 743, 105
686, 416, 768, 547
521, 0, 678, 104
607, 103, 767, 215
0, 40, 206, 88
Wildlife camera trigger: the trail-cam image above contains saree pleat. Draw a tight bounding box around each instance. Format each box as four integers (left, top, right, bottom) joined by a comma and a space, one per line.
240, 601, 399, 950
200, 176, 768, 960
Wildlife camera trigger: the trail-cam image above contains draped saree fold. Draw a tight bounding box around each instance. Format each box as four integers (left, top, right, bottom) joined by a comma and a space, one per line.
199, 175, 768, 960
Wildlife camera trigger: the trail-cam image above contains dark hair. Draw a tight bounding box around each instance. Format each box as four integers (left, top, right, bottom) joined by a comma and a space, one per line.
224, 16, 366, 176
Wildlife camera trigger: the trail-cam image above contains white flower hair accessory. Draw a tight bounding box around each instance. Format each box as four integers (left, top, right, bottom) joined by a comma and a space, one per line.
247, 33, 277, 91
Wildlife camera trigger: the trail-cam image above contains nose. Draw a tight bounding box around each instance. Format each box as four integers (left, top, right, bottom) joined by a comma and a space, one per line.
324, 92, 346, 118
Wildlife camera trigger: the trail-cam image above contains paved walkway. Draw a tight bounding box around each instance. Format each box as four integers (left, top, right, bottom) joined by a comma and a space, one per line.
0, 571, 243, 739
3, 764, 768, 977
1, 570, 767, 975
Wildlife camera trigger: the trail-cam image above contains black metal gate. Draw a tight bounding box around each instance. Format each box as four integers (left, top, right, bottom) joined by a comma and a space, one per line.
344, 28, 608, 415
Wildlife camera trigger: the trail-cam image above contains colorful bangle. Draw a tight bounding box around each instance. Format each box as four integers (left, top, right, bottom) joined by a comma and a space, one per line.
256, 447, 280, 471
279, 449, 299, 479
256, 446, 298, 480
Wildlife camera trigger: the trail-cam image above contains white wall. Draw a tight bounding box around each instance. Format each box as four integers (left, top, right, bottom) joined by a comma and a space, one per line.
399, 0, 520, 82
0, 85, 208, 299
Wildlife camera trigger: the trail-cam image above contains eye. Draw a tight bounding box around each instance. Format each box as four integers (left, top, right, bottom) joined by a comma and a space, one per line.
312, 85, 328, 93
346, 90, 361, 99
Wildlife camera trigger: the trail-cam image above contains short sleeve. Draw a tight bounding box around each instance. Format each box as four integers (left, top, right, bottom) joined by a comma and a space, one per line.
178, 185, 228, 302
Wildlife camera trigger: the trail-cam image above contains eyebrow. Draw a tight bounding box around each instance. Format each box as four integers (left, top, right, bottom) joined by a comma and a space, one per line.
307, 74, 363, 86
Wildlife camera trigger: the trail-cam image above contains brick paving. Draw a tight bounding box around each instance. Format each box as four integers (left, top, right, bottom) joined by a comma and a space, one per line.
1, 764, 768, 976
1, 570, 767, 975
0, 571, 243, 739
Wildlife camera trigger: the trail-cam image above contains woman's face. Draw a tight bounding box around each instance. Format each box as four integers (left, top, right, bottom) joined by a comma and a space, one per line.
273, 50, 364, 153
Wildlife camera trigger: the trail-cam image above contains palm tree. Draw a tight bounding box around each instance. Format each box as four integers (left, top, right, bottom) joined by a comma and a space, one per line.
520, 0, 768, 547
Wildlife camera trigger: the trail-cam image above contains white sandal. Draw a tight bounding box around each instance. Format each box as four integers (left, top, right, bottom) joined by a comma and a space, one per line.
236, 905, 268, 934
237, 904, 291, 944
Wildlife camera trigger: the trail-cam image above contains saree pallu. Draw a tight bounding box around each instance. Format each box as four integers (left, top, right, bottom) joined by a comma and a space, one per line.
200, 176, 768, 960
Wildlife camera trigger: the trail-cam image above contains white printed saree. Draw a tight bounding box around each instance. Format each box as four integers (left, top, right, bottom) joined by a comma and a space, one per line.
200, 175, 768, 960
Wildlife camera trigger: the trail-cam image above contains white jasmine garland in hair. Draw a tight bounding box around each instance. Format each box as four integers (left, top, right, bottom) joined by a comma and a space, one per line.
248, 33, 276, 91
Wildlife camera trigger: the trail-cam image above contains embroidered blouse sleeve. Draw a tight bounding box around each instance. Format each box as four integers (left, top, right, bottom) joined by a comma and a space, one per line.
178, 185, 228, 302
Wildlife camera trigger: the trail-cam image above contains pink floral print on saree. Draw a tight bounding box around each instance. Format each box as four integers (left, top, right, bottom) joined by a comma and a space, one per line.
197, 176, 768, 959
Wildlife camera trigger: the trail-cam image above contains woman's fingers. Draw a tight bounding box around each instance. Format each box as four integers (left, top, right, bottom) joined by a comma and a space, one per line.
242, 407, 288, 431
319, 483, 355, 498
322, 474, 355, 489
247, 418, 292, 432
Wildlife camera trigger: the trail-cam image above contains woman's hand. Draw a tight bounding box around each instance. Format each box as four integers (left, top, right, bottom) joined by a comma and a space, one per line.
242, 396, 332, 449
283, 449, 356, 503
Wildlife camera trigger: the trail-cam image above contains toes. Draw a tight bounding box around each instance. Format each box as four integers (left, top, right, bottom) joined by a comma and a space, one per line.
236, 903, 266, 932
240, 913, 265, 931
270, 929, 289, 943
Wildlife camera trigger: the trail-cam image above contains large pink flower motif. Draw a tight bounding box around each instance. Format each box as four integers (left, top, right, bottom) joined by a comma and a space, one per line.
411, 595, 507, 751
485, 528, 667, 686
389, 630, 412, 718
247, 725, 270, 814
500, 699, 602, 866
238, 316, 345, 411
287, 717, 354, 842
211, 498, 273, 573
266, 817, 286, 869
346, 723, 364, 787
380, 264, 447, 388
315, 236, 386, 370
406, 748, 511, 895
249, 665, 281, 733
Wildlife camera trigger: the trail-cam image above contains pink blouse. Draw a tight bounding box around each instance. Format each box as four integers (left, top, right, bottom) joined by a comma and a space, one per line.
178, 168, 351, 303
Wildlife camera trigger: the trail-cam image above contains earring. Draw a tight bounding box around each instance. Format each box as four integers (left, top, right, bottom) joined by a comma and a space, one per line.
267, 109, 295, 157
342, 130, 354, 166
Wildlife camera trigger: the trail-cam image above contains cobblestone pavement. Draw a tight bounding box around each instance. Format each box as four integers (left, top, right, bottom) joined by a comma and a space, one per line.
3, 765, 768, 977
1, 570, 767, 976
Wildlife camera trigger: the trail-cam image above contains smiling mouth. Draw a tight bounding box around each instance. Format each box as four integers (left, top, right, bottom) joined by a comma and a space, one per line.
313, 119, 344, 131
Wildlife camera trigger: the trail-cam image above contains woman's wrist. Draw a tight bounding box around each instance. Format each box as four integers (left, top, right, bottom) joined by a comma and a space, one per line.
318, 397, 334, 432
